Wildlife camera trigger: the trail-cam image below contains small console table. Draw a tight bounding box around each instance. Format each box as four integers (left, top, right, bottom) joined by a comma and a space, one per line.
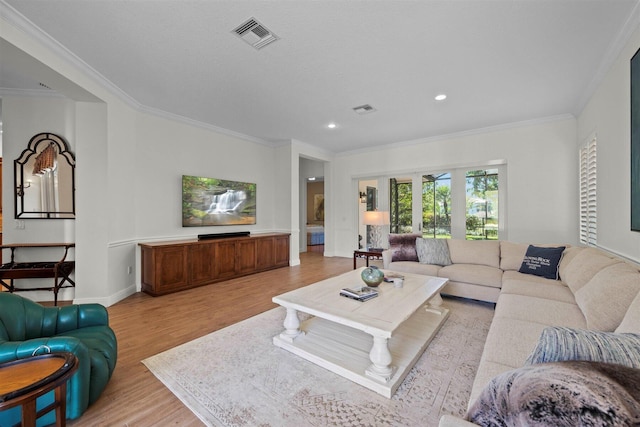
353, 249, 384, 269
0, 243, 75, 306
0, 352, 79, 427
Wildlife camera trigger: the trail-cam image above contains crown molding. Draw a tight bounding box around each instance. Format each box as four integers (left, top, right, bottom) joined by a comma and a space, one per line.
1, 0, 140, 107
336, 114, 576, 157
575, 0, 640, 115
137, 104, 273, 147
1, 0, 273, 147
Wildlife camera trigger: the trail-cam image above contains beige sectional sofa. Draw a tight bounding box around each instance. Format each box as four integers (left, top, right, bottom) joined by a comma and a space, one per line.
382, 237, 640, 426
383, 238, 504, 303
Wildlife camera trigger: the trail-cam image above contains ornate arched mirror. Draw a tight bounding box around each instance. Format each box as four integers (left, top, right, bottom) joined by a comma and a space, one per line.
14, 132, 75, 219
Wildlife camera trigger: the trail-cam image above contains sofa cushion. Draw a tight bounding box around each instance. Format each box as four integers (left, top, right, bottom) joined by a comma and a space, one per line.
446, 239, 500, 268
499, 241, 528, 271
500, 275, 576, 304
467, 361, 640, 427
386, 260, 441, 276
438, 264, 502, 288
502, 270, 565, 285
494, 294, 586, 328
518, 245, 565, 280
561, 247, 621, 293
388, 233, 420, 262
574, 262, 640, 331
481, 318, 550, 369
617, 290, 640, 334
525, 326, 640, 368
415, 237, 452, 266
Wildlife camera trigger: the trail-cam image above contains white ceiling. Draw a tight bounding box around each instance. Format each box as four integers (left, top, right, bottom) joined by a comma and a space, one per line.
1, 0, 639, 153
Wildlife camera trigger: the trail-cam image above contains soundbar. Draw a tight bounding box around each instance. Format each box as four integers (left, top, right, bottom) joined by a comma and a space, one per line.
198, 231, 250, 240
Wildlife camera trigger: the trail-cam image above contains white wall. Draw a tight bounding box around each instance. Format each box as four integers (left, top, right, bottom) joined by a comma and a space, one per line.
331, 117, 579, 257
133, 112, 278, 241
578, 24, 640, 263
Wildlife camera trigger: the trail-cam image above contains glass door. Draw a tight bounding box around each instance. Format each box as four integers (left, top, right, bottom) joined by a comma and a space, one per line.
389, 177, 413, 234
465, 169, 499, 240
389, 166, 503, 240
421, 173, 452, 238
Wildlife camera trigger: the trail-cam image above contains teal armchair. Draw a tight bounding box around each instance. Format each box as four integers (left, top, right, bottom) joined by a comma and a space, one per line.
0, 293, 117, 426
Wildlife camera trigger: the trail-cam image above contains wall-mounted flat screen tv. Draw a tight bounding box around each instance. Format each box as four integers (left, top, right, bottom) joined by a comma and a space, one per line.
182, 175, 256, 227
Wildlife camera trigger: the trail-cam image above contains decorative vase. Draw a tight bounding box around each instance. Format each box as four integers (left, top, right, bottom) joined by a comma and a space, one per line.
361, 266, 384, 287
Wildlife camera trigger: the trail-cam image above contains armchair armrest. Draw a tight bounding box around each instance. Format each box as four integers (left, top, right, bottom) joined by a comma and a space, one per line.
56, 303, 109, 334
382, 249, 392, 269
0, 336, 89, 364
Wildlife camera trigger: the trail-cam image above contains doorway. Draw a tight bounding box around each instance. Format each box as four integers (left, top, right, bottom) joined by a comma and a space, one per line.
300, 157, 326, 254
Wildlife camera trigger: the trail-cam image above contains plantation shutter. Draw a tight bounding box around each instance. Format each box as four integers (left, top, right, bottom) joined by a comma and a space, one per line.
579, 137, 597, 246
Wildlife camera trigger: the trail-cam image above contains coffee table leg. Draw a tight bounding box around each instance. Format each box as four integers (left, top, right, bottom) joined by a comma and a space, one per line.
425, 292, 447, 315
365, 336, 395, 382
279, 307, 305, 343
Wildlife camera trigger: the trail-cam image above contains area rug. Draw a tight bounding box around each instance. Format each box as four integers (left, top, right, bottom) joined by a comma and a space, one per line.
142, 297, 494, 426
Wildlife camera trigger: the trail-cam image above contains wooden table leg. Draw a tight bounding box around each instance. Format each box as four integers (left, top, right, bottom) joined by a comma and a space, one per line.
21, 397, 37, 427
56, 382, 67, 427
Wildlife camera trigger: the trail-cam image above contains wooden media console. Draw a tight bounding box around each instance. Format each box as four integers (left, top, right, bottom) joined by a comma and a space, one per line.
139, 233, 290, 296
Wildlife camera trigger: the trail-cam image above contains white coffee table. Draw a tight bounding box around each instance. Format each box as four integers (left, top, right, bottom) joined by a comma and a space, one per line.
272, 268, 449, 398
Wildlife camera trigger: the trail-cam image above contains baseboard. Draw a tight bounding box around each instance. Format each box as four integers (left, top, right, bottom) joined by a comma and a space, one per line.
73, 283, 137, 307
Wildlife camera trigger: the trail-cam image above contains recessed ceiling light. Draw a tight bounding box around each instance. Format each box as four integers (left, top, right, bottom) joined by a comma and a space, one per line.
327, 123, 337, 129
435, 94, 447, 101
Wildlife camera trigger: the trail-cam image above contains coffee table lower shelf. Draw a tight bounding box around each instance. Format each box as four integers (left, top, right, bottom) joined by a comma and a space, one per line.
273, 305, 449, 398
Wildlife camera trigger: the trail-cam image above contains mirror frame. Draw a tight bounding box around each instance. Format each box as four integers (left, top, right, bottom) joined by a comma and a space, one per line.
14, 132, 76, 219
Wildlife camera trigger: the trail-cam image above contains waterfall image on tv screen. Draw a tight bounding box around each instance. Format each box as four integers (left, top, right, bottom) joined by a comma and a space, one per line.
182, 175, 256, 227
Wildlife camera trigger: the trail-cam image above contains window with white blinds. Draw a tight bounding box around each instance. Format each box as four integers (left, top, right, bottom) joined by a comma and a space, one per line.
579, 136, 597, 246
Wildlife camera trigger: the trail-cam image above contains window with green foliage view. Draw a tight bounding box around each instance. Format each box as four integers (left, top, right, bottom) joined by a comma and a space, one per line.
389, 168, 500, 241
465, 169, 499, 240
422, 173, 451, 238
390, 178, 412, 234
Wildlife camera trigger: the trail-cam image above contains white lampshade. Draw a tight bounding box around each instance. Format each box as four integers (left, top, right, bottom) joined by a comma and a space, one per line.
362, 211, 390, 226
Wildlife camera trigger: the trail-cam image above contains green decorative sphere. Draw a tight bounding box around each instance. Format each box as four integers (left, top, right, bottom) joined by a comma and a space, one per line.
361, 266, 384, 287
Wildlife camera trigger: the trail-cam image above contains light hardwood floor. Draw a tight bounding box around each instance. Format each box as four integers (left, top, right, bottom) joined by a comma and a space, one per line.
67, 252, 367, 426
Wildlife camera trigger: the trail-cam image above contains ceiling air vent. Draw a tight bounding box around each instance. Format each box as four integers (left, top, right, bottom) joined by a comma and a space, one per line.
232, 18, 279, 50
353, 104, 377, 115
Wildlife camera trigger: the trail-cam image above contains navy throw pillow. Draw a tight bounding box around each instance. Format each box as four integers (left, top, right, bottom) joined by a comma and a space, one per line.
518, 245, 566, 280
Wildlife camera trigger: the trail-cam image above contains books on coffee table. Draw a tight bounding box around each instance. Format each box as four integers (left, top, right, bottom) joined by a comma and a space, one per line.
340, 286, 379, 302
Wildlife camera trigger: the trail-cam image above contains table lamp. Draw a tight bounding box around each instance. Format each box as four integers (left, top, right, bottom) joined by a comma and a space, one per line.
362, 211, 390, 251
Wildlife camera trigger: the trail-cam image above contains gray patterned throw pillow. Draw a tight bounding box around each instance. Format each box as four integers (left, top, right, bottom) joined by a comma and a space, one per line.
525, 326, 640, 368
416, 238, 452, 266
